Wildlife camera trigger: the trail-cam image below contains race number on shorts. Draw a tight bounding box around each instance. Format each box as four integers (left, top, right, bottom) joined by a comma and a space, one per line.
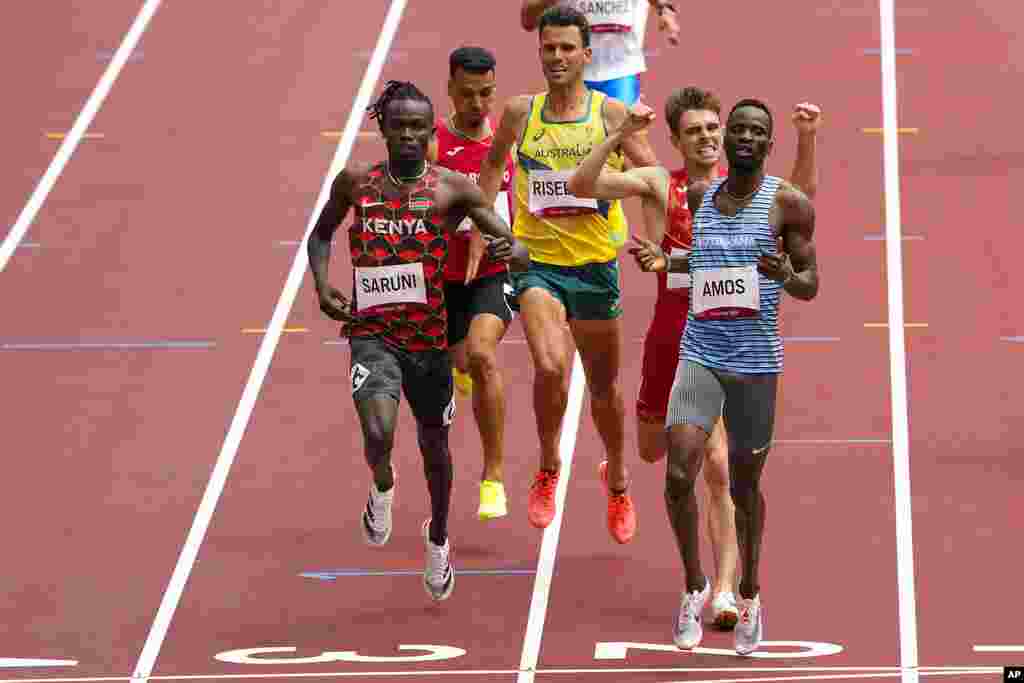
692, 266, 759, 320
528, 170, 598, 217
354, 263, 428, 312
667, 248, 691, 290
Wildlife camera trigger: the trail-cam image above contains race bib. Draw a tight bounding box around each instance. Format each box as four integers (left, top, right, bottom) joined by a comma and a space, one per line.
692, 266, 759, 320
528, 170, 598, 217
666, 248, 691, 290
457, 190, 511, 233
354, 262, 427, 311
569, 0, 633, 32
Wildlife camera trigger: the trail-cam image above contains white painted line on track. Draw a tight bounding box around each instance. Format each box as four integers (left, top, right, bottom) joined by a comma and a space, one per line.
0, 665, 1003, 683
128, 1, 408, 680
877, 1, 920, 682
0, 0, 162, 274
516, 352, 586, 683
973, 645, 1024, 652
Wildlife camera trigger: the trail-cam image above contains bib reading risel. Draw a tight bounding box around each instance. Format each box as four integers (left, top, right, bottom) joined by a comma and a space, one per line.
692, 265, 759, 319
528, 170, 598, 217
355, 262, 427, 311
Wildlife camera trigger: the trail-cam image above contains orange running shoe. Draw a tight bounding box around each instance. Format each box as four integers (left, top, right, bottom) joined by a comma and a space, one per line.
527, 469, 559, 529
600, 460, 636, 544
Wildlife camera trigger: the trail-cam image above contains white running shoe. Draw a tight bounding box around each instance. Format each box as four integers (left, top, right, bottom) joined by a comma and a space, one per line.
735, 594, 764, 655
360, 477, 394, 546
422, 519, 455, 601
711, 591, 739, 629
672, 578, 710, 649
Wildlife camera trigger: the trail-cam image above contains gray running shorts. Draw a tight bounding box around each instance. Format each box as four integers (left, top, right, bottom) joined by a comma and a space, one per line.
666, 358, 779, 451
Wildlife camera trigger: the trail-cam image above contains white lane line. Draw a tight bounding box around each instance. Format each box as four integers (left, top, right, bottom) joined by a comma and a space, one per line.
516, 352, 586, 683
877, 1, 920, 682
0, 666, 1004, 682
0, 0, 162, 273
972, 645, 1024, 652
128, 2, 408, 680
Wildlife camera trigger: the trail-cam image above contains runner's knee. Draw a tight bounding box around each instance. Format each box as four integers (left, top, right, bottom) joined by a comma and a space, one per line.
666, 423, 707, 461
728, 446, 769, 503
362, 412, 395, 456
665, 455, 699, 504
466, 342, 499, 380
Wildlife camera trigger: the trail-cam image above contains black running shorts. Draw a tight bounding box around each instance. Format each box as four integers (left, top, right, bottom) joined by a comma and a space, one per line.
443, 271, 516, 348
349, 335, 455, 428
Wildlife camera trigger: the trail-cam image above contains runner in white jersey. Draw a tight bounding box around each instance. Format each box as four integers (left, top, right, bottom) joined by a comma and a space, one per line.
522, 0, 680, 109
633, 98, 820, 653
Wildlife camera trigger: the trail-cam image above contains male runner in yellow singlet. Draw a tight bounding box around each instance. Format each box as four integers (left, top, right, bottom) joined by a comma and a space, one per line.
478, 5, 658, 543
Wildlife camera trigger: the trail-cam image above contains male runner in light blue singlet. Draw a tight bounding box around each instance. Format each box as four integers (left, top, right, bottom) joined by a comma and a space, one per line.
634, 98, 819, 654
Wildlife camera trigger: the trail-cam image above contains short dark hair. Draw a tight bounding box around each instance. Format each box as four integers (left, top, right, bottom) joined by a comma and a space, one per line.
664, 87, 722, 137
366, 80, 433, 130
449, 46, 496, 78
537, 5, 590, 47
728, 98, 774, 137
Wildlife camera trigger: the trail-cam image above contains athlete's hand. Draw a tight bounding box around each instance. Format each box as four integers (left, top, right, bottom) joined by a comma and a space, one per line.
464, 227, 486, 284
317, 284, 353, 322
628, 233, 667, 272
617, 101, 657, 139
657, 8, 680, 46
758, 236, 795, 283
504, 238, 531, 273
792, 102, 822, 136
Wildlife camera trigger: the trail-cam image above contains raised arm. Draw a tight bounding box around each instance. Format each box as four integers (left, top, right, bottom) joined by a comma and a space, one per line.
787, 102, 822, 199
307, 167, 359, 321
647, 0, 680, 45
602, 95, 659, 168
521, 0, 561, 30
759, 185, 819, 301
479, 96, 529, 206
567, 101, 667, 203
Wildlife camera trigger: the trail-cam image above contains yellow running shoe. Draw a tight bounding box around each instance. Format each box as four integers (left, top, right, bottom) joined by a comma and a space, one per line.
453, 367, 474, 397
478, 479, 507, 520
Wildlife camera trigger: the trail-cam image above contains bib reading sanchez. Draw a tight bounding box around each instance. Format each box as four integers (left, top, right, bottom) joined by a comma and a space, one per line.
513, 89, 628, 266
346, 163, 452, 352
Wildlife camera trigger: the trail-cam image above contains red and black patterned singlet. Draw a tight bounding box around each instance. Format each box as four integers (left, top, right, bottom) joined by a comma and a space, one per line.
344, 163, 452, 351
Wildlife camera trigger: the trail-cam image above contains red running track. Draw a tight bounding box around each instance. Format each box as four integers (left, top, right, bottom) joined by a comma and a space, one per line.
0, 1, 1018, 682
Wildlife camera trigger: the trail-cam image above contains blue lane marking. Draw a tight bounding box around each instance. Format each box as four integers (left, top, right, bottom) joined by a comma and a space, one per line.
0, 340, 216, 350
1001, 337, 1024, 343
301, 568, 536, 581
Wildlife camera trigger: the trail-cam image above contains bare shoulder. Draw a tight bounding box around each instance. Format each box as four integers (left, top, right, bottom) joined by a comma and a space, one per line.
332, 161, 372, 198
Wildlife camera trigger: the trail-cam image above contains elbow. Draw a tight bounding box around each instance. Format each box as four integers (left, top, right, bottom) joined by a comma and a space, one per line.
566, 171, 593, 198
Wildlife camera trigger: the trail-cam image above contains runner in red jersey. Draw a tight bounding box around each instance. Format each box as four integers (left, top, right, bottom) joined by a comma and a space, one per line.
427, 47, 518, 520
308, 81, 528, 603
568, 88, 820, 636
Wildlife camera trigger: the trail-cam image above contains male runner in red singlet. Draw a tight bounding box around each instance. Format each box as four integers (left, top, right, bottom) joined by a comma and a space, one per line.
428, 47, 518, 521
568, 88, 820, 632
307, 81, 528, 602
